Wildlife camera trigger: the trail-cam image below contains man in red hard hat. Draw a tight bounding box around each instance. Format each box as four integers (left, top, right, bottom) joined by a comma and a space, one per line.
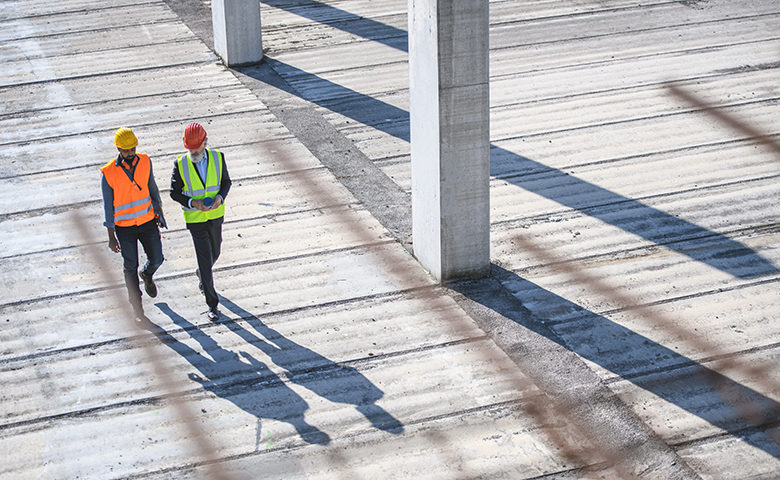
170, 122, 232, 321
101, 127, 167, 324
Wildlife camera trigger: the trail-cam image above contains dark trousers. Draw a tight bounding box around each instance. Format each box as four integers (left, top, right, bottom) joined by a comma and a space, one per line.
115, 219, 164, 314
188, 217, 223, 310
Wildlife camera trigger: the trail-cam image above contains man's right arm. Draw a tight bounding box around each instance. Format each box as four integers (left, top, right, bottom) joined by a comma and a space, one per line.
170, 160, 192, 208
101, 174, 114, 228
171, 160, 210, 211
101, 174, 120, 252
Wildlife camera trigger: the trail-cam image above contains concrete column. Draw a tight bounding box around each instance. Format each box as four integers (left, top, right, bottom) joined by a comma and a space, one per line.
212, 0, 263, 66
409, 0, 490, 282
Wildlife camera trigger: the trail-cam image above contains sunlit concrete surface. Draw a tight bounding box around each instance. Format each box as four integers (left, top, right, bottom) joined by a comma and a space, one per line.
1, 1, 778, 479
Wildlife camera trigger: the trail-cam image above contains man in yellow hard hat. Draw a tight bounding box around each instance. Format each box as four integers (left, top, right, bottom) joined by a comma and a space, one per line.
101, 127, 167, 323
170, 122, 231, 321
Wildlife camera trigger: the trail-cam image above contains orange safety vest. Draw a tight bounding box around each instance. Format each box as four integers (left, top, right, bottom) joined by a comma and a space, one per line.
101, 154, 156, 227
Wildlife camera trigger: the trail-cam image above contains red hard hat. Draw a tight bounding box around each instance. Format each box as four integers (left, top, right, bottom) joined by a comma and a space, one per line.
183, 122, 207, 149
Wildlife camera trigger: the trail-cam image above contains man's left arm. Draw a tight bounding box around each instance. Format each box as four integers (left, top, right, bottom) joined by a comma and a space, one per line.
213, 152, 232, 208
147, 160, 167, 228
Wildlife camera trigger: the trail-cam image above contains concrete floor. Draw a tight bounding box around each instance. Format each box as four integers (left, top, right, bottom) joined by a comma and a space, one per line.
1, 0, 778, 479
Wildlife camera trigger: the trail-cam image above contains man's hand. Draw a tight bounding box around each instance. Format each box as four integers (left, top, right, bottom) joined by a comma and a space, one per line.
211, 195, 223, 210
107, 228, 120, 252
191, 199, 208, 211
156, 208, 166, 228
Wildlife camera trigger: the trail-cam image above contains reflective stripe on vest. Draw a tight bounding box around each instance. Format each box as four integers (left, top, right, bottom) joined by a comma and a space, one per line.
115, 199, 153, 222
176, 149, 225, 223
100, 154, 156, 227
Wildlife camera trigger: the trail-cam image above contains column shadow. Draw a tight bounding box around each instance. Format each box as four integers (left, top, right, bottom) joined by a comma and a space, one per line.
263, 0, 408, 53
153, 302, 331, 445
217, 295, 404, 435
488, 146, 780, 280
455, 265, 780, 458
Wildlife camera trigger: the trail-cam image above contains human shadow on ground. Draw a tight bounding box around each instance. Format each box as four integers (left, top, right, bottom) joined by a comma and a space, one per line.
217, 295, 404, 435
241, 58, 778, 280
153, 302, 331, 445
455, 265, 780, 458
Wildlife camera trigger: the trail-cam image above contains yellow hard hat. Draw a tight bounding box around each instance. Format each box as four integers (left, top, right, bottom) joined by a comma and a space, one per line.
113, 127, 138, 149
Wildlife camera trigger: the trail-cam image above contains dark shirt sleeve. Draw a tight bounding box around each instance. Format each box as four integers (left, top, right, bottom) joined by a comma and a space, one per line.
101, 174, 115, 228
147, 160, 168, 228
217, 151, 232, 201
170, 159, 191, 208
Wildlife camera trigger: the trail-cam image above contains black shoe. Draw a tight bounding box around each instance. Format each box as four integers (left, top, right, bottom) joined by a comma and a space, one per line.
196, 269, 203, 293
207, 308, 220, 321
140, 271, 157, 298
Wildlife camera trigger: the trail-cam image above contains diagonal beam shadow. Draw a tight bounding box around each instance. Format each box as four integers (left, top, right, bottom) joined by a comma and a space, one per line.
257, 57, 779, 280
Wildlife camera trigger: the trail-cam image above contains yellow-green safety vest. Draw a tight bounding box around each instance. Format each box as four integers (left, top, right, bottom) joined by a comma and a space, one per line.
177, 149, 225, 223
